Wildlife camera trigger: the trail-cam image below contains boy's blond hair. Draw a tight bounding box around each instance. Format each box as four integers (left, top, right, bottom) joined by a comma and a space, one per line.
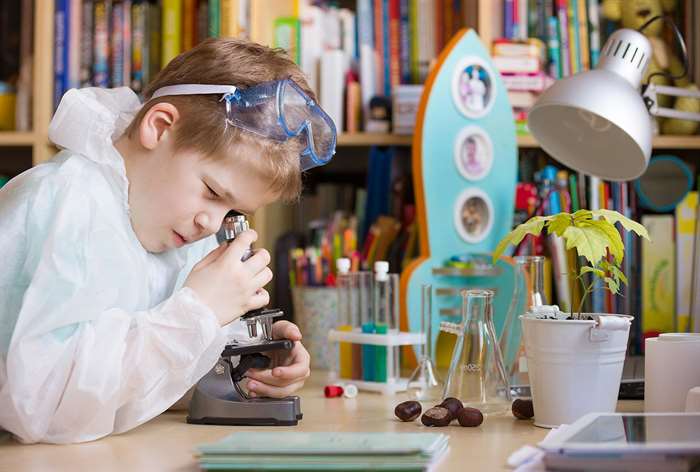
127, 38, 313, 202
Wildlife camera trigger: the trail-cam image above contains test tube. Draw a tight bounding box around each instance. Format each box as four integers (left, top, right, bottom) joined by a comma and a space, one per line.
356, 271, 375, 381
349, 270, 363, 380
336, 258, 353, 379
373, 261, 399, 382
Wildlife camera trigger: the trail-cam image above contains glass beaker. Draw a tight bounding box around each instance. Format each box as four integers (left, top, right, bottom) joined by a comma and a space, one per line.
499, 256, 546, 390
442, 289, 511, 415
406, 284, 442, 401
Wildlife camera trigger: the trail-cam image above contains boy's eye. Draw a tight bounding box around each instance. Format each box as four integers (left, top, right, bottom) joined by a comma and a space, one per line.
205, 183, 219, 198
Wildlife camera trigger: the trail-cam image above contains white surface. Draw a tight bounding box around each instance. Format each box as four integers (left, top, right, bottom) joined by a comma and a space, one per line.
521, 315, 631, 428
538, 412, 700, 454
645, 335, 700, 412
328, 329, 426, 346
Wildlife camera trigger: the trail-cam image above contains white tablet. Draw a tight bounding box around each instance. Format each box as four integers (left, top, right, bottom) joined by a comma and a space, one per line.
539, 413, 700, 455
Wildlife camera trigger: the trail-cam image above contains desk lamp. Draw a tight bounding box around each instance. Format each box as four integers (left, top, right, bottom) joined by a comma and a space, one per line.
528, 16, 700, 181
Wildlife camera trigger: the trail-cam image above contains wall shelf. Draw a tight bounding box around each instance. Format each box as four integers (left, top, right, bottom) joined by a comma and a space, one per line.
337, 133, 413, 146
0, 132, 36, 146
337, 133, 700, 149
517, 134, 700, 149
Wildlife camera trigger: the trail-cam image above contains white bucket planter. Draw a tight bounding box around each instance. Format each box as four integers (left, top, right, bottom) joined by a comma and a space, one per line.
520, 313, 633, 428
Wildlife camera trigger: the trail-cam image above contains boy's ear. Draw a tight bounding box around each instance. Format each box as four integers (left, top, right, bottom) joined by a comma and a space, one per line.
139, 102, 180, 150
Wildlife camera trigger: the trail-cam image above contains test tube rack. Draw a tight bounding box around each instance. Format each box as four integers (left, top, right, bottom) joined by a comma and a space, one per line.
327, 330, 426, 395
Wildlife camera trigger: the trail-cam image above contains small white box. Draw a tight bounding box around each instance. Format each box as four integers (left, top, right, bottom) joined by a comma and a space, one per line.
392, 85, 423, 135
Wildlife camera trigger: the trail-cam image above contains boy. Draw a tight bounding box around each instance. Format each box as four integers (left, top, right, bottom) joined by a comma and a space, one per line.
0, 39, 336, 444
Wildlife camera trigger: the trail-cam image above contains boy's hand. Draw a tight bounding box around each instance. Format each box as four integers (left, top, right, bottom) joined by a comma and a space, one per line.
246, 321, 311, 398
184, 230, 273, 326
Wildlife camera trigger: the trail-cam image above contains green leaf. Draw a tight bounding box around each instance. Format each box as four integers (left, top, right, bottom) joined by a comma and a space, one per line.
609, 265, 628, 285
547, 213, 574, 237
581, 220, 625, 263
572, 209, 593, 222
592, 209, 651, 241
580, 266, 605, 278
561, 224, 612, 266
492, 217, 549, 262
600, 260, 628, 285
604, 276, 620, 294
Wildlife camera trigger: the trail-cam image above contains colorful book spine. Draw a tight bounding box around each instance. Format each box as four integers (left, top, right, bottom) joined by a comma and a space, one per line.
273, 17, 301, 64
93, 0, 110, 87
111, 1, 125, 87
148, 1, 162, 84
587, 0, 600, 67
183, 0, 197, 49
68, 0, 81, 90
642, 215, 676, 337
382, 0, 391, 97
504, 0, 514, 39
220, 0, 240, 38
567, 0, 580, 74
161, 0, 182, 67
54, 0, 69, 108
122, 0, 132, 87
409, 0, 419, 83
80, 0, 94, 87
556, 0, 571, 77
131, 0, 146, 93
197, 0, 208, 44
547, 16, 562, 79
399, 0, 410, 84
388, 0, 401, 92
208, 0, 220, 37
576, 0, 589, 70
374, 0, 385, 96
676, 192, 698, 332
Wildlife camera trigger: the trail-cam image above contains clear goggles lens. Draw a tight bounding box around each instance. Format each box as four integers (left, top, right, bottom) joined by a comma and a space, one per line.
150, 79, 337, 171
224, 79, 337, 170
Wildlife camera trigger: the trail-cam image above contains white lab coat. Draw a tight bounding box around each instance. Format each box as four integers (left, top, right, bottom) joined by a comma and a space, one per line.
0, 87, 245, 444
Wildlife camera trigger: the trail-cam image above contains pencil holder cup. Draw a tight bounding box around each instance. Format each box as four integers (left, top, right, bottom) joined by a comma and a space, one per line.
291, 286, 338, 370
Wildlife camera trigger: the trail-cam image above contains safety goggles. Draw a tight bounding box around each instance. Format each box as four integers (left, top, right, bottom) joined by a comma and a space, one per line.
151, 79, 337, 170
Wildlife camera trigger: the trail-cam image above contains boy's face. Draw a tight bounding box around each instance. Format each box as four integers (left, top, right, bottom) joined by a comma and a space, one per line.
128, 140, 278, 253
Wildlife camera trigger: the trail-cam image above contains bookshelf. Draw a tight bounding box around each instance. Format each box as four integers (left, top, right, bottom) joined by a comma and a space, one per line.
3, 1, 700, 166
2, 1, 700, 264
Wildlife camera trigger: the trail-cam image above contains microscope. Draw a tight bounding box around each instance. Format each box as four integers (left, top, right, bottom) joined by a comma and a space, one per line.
187, 212, 303, 426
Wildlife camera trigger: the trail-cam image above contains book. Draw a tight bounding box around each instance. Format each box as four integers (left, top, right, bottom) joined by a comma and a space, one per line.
80, 0, 94, 87
273, 17, 300, 64
492, 38, 546, 60
501, 72, 554, 92
93, 0, 110, 87
493, 55, 541, 74
507, 90, 539, 108
161, 0, 182, 67
15, 0, 32, 130
676, 192, 698, 332
220, 0, 240, 37
54, 0, 70, 108
642, 215, 676, 338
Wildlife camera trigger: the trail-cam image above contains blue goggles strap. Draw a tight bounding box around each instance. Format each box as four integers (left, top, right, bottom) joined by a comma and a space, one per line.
149, 80, 336, 171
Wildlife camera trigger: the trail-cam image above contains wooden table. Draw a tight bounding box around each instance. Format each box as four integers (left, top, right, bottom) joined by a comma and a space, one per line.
0, 374, 642, 471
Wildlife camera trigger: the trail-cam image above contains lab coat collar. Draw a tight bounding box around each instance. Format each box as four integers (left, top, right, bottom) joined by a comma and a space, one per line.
48, 87, 142, 205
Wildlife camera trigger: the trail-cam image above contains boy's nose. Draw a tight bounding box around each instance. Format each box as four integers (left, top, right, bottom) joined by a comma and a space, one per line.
194, 212, 219, 236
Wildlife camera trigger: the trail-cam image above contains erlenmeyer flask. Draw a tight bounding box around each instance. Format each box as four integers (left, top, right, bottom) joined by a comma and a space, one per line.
406, 284, 442, 401
499, 256, 546, 390
442, 289, 511, 414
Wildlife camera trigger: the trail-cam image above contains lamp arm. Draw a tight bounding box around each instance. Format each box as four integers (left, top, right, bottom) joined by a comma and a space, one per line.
642, 83, 700, 122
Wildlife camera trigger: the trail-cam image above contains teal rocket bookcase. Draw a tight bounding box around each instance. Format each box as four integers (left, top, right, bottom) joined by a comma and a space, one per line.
400, 29, 519, 366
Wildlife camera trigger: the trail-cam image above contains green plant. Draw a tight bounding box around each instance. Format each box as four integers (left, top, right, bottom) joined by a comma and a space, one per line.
493, 209, 650, 319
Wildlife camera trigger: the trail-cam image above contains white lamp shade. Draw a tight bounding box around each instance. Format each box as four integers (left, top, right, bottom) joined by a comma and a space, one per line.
528, 29, 655, 181
528, 69, 652, 181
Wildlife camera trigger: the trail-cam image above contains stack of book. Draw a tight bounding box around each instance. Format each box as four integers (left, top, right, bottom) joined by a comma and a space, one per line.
491, 38, 552, 135
195, 432, 449, 471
